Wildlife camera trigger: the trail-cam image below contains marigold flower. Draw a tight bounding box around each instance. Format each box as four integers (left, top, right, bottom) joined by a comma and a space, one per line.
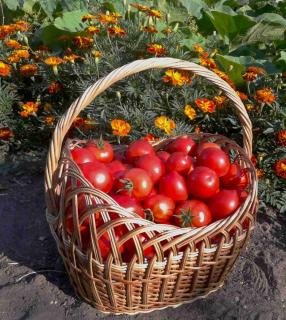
195, 98, 216, 113
73, 36, 94, 49
86, 26, 100, 35
44, 57, 64, 75
0, 127, 13, 140
214, 95, 227, 107
91, 50, 102, 58
19, 64, 38, 77
14, 49, 30, 59
7, 54, 20, 63
246, 104, 254, 111
246, 66, 266, 75
20, 101, 39, 117
193, 44, 204, 53
0, 61, 10, 77
277, 130, 286, 146
14, 20, 29, 32
154, 116, 176, 135
274, 159, 286, 179
63, 54, 83, 63
108, 25, 126, 37
111, 119, 131, 136
147, 43, 165, 56
0, 25, 16, 39
163, 69, 192, 86
47, 81, 63, 94
143, 133, 157, 142
162, 27, 173, 34
147, 9, 161, 18
4, 39, 21, 49
184, 105, 196, 120
142, 26, 158, 33
98, 12, 121, 24
254, 88, 275, 104
199, 55, 217, 69
45, 116, 55, 126
256, 168, 264, 179
82, 14, 97, 22
194, 126, 201, 134
242, 72, 257, 82
130, 3, 149, 12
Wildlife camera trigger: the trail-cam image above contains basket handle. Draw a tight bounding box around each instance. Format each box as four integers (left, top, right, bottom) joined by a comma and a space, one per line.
45, 57, 253, 213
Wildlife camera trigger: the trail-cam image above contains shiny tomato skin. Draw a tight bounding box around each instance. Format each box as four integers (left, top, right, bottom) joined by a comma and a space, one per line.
86, 140, 114, 163
107, 160, 127, 176
195, 142, 221, 157
111, 194, 145, 218
114, 168, 153, 200
187, 166, 219, 199
208, 189, 240, 220
159, 171, 188, 201
174, 199, 212, 228
165, 152, 193, 175
221, 163, 249, 190
197, 148, 230, 177
156, 151, 170, 164
144, 194, 175, 223
167, 136, 196, 155
78, 162, 113, 193
135, 155, 165, 183
98, 231, 124, 261
126, 139, 155, 163
71, 147, 97, 165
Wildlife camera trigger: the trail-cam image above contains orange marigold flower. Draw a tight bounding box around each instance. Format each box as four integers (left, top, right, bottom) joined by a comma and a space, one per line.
20, 101, 39, 117
14, 20, 29, 32
86, 25, 100, 35
14, 49, 30, 59
63, 53, 83, 63
246, 66, 266, 75
45, 116, 55, 126
0, 61, 10, 77
47, 81, 63, 94
193, 44, 204, 53
130, 3, 149, 12
44, 56, 64, 66
0, 127, 13, 140
108, 25, 126, 37
4, 39, 21, 49
195, 98, 216, 113
147, 43, 165, 56
163, 69, 192, 86
274, 159, 286, 179
213, 68, 229, 81
111, 119, 131, 136
242, 72, 257, 82
98, 12, 121, 24
256, 168, 264, 179
162, 27, 173, 34
73, 36, 94, 49
199, 55, 217, 69
147, 9, 161, 18
184, 105, 196, 120
143, 133, 157, 142
7, 54, 20, 63
194, 126, 201, 134
154, 116, 176, 135
254, 88, 275, 104
236, 91, 248, 101
19, 64, 38, 77
277, 130, 286, 146
214, 95, 227, 107
82, 14, 97, 22
91, 50, 102, 58
0, 25, 16, 39
142, 26, 158, 33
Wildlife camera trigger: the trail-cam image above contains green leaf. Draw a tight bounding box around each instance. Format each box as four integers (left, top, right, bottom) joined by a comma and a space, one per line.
40, 0, 58, 18
61, 0, 88, 11
4, 0, 19, 10
180, 34, 207, 50
178, 0, 206, 19
256, 13, 286, 27
54, 10, 87, 32
23, 0, 38, 14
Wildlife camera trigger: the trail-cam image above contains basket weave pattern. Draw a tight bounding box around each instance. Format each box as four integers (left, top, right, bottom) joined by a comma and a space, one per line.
45, 58, 258, 314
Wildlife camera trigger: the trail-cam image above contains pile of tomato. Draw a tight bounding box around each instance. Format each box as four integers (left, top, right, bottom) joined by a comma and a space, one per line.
66, 136, 249, 261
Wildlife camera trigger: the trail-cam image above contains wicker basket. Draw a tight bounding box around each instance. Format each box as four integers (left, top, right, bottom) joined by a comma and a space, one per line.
45, 58, 258, 314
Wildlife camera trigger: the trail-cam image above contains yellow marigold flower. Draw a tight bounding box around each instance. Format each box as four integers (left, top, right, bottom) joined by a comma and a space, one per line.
242, 72, 257, 82
45, 116, 55, 126
147, 43, 166, 56
184, 105, 196, 120
195, 98, 216, 113
254, 88, 275, 104
0, 127, 13, 140
4, 39, 21, 49
147, 9, 161, 18
98, 12, 121, 24
14, 20, 29, 32
154, 116, 176, 135
0, 61, 10, 77
162, 27, 173, 34
193, 44, 204, 53
63, 54, 83, 63
142, 25, 158, 33
44, 56, 64, 75
246, 104, 254, 111
130, 3, 149, 12
20, 101, 39, 117
275, 159, 286, 179
86, 25, 100, 35
73, 36, 94, 49
214, 95, 227, 107
91, 50, 102, 58
236, 91, 248, 101
199, 55, 217, 69
19, 64, 38, 77
7, 54, 20, 63
277, 130, 286, 146
163, 69, 192, 86
47, 81, 63, 94
111, 119, 131, 136
246, 66, 266, 75
108, 25, 126, 37
82, 13, 97, 22
14, 49, 30, 59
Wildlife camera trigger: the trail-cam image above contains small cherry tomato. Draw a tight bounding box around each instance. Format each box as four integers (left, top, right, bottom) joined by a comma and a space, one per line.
165, 152, 193, 175
187, 166, 219, 199
221, 163, 249, 190
195, 142, 221, 157
71, 147, 97, 165
159, 171, 188, 201
208, 189, 240, 220
174, 200, 212, 228
111, 194, 145, 218
156, 151, 171, 163
107, 160, 127, 176
197, 148, 230, 177
126, 139, 155, 163
135, 154, 165, 183
167, 136, 196, 155
144, 194, 175, 223
86, 140, 114, 163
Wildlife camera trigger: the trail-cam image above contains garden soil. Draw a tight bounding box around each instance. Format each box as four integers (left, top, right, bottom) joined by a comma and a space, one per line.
0, 167, 286, 320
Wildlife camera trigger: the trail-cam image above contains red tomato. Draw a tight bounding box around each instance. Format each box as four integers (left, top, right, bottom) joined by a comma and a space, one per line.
167, 136, 196, 155
107, 160, 127, 176
195, 142, 221, 157
135, 155, 165, 183
208, 189, 240, 220
111, 194, 145, 218
71, 147, 97, 165
148, 188, 158, 197
159, 171, 188, 201
86, 140, 114, 163
187, 166, 219, 199
221, 163, 249, 190
78, 162, 113, 193
144, 194, 175, 223
165, 152, 193, 175
197, 148, 230, 177
237, 189, 249, 204
98, 231, 124, 260
126, 139, 155, 163
114, 168, 153, 200
156, 151, 170, 163
174, 200, 212, 228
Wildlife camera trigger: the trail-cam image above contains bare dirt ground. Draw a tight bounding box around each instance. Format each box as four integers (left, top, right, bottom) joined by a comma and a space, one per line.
0, 166, 286, 320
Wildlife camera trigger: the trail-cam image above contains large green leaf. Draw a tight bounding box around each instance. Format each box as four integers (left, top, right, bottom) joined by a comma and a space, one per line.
54, 10, 87, 32
4, 0, 20, 11
178, 0, 207, 18
180, 34, 208, 50
216, 54, 245, 86
256, 13, 286, 27
61, 0, 88, 12
40, 0, 58, 18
